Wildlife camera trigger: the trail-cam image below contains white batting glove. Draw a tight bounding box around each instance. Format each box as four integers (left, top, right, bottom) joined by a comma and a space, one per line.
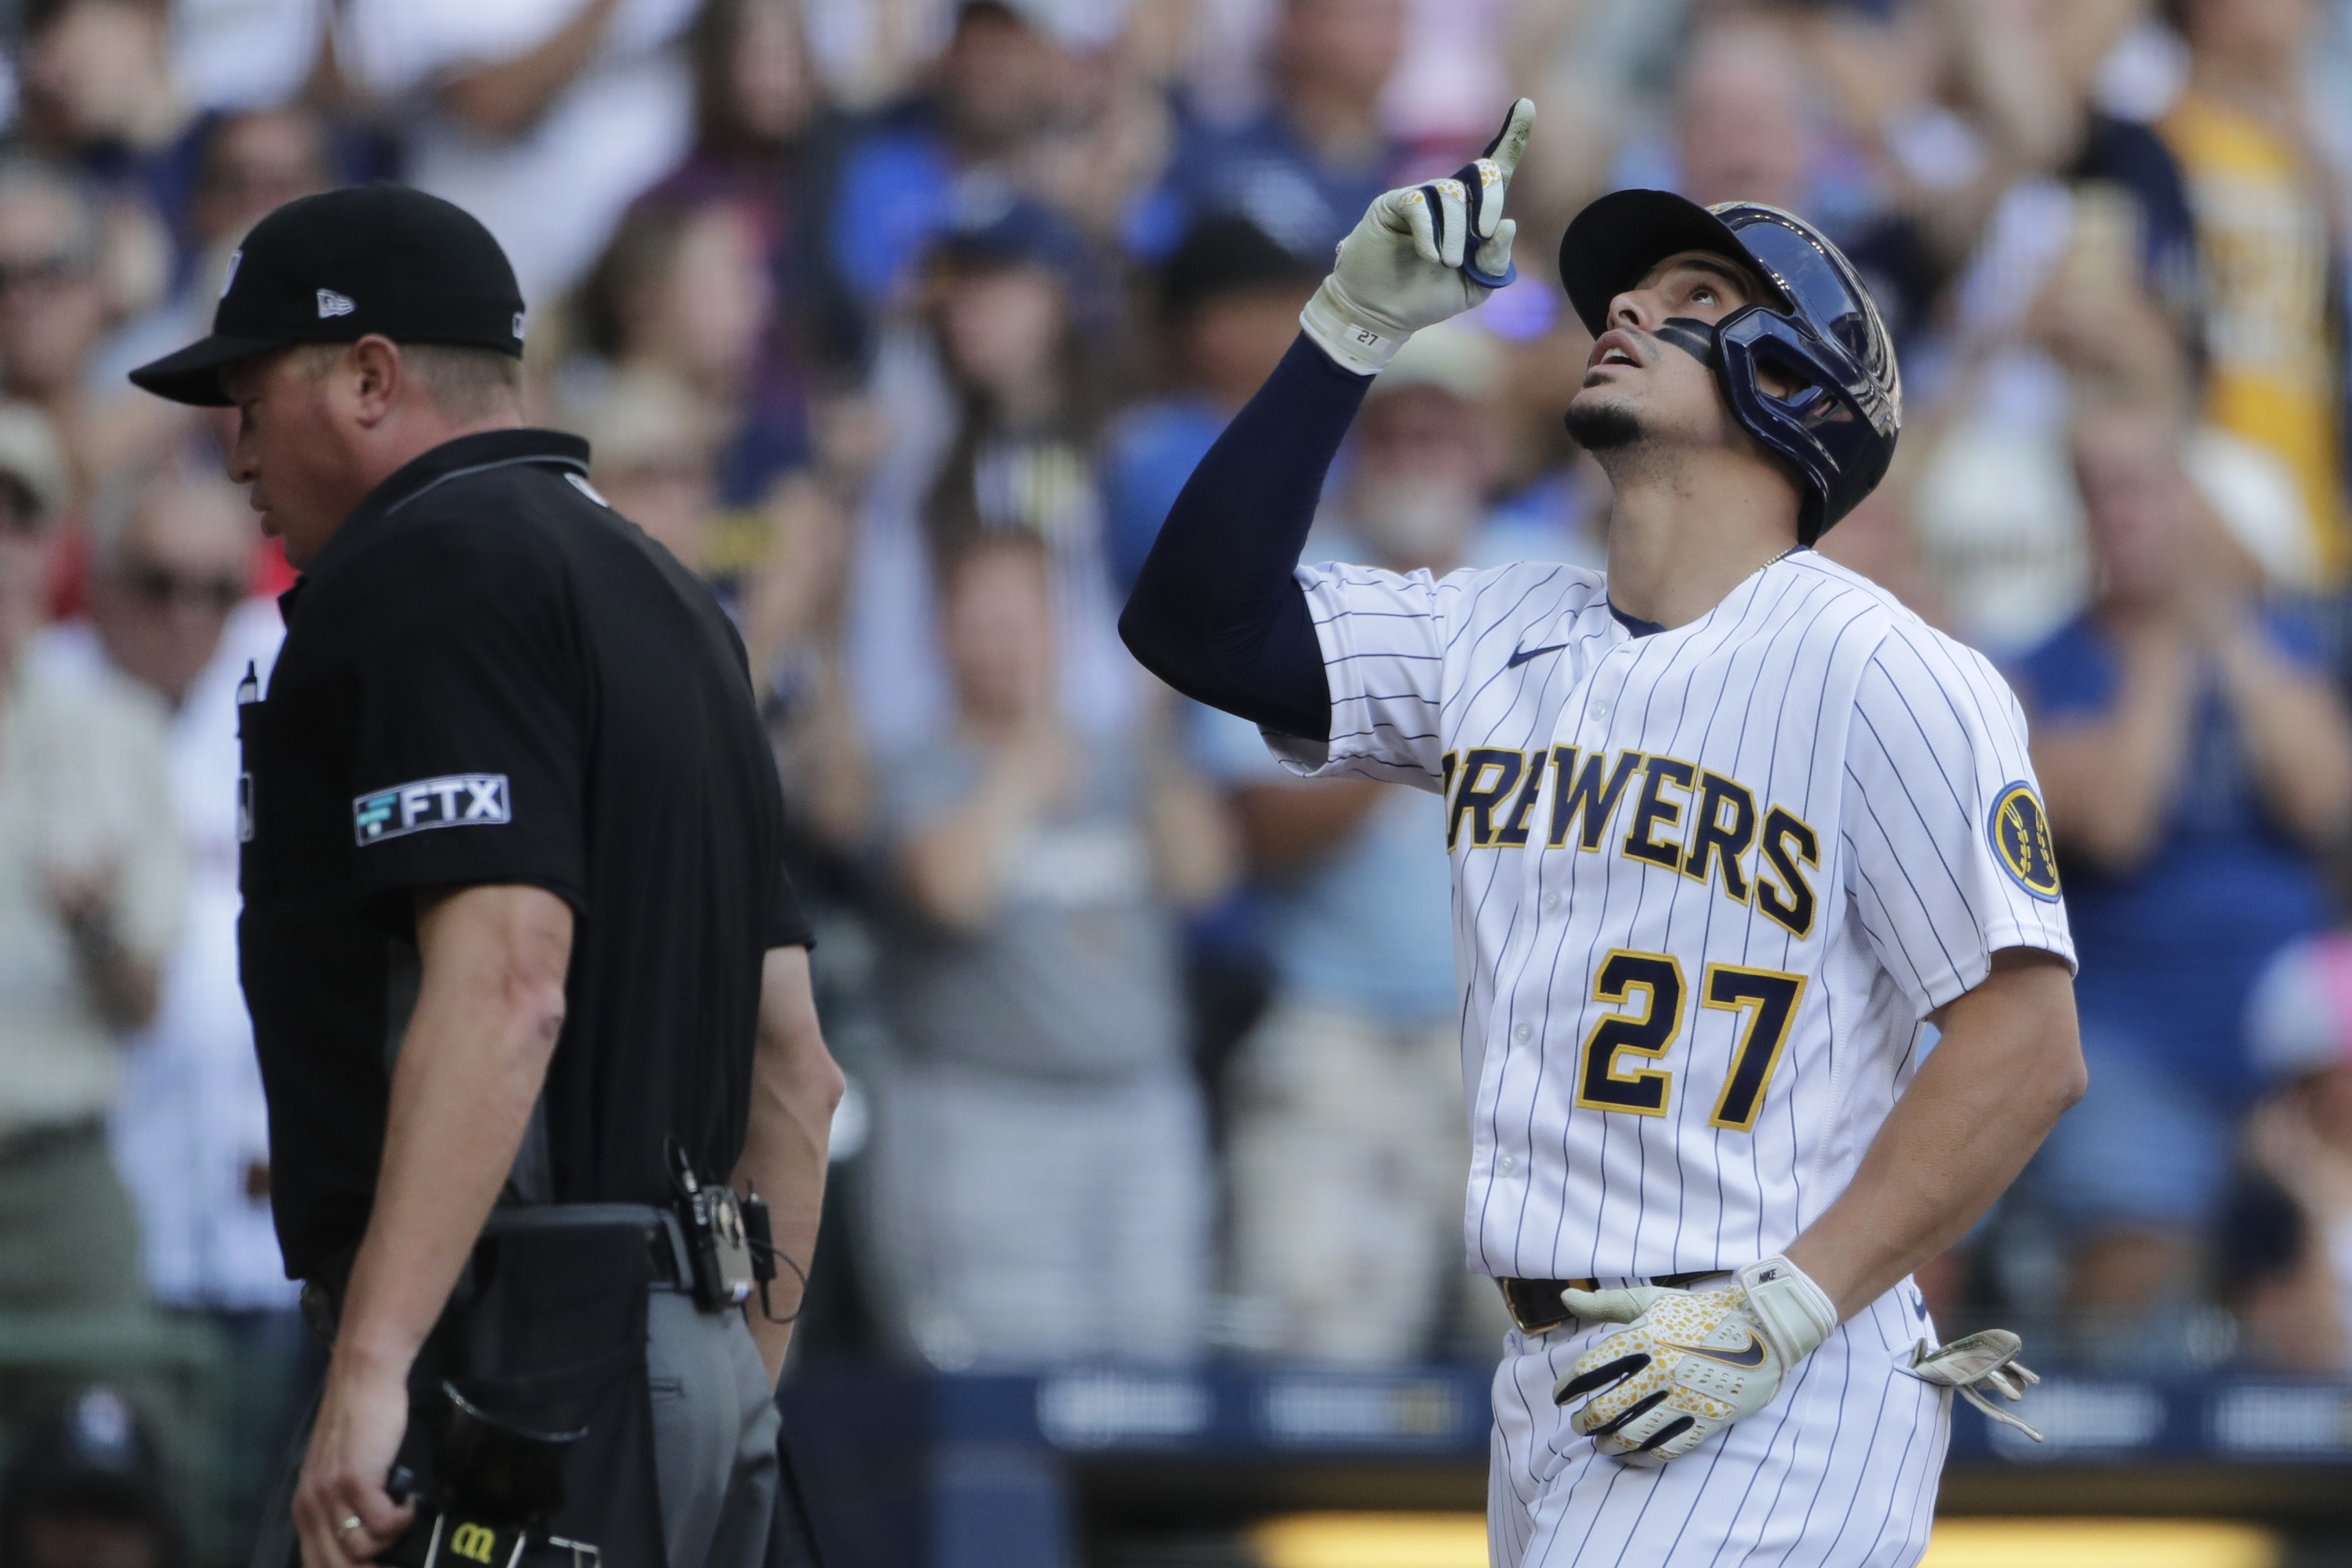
1897, 1329, 2044, 1442
1552, 1256, 1839, 1465
1299, 98, 1536, 376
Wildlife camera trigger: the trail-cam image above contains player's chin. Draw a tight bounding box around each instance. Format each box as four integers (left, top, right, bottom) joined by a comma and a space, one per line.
1563, 389, 1644, 453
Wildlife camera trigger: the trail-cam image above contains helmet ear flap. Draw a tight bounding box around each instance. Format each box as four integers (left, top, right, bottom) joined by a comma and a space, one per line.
1712, 310, 1829, 543
1716, 307, 1890, 545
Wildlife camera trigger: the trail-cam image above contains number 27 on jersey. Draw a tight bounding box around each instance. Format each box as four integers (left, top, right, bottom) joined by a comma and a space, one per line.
1575, 952, 1806, 1131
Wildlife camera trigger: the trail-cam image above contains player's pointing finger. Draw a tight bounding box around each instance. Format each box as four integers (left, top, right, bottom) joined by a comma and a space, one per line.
1482, 98, 1537, 185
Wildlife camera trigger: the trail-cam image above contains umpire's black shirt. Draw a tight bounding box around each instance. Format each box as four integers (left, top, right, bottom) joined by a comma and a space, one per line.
239, 429, 810, 1282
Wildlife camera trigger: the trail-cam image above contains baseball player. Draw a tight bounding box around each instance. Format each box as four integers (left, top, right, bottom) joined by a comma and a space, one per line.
1121, 100, 2085, 1565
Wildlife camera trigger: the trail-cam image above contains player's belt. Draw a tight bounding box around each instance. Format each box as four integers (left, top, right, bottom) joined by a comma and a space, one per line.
1497, 1271, 1725, 1336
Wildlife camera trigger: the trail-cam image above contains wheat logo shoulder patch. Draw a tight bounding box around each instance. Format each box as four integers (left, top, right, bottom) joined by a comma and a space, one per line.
354, 774, 510, 846
1988, 781, 2061, 901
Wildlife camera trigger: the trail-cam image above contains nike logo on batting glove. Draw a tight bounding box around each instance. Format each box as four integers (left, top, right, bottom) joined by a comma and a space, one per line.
1651, 1330, 1769, 1368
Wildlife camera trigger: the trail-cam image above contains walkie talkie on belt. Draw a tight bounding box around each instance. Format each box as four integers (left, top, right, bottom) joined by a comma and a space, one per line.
668, 1140, 756, 1312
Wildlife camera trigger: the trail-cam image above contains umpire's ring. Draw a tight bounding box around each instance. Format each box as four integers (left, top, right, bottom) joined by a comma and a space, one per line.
337, 1515, 365, 1537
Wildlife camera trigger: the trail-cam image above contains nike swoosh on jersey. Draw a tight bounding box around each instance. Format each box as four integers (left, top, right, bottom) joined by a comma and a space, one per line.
1655, 1331, 1769, 1368
1506, 641, 1570, 668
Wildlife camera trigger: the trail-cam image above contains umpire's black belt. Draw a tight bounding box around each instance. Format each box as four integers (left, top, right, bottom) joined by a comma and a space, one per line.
299, 1203, 695, 1350
1497, 1271, 1726, 1336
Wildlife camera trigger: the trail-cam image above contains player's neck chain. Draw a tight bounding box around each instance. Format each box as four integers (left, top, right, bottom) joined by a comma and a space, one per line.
1753, 545, 1799, 579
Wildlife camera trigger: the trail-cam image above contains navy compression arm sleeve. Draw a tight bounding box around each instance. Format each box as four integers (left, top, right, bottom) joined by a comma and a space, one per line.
1118, 334, 1372, 742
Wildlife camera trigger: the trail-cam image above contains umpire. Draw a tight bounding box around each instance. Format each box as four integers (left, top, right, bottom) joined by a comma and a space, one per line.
128, 185, 844, 1568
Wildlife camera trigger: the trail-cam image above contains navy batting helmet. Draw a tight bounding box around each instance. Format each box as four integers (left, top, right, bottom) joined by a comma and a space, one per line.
1557, 190, 1900, 543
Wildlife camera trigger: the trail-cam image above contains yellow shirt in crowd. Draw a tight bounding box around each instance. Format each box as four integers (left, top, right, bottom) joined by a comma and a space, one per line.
2162, 89, 2349, 582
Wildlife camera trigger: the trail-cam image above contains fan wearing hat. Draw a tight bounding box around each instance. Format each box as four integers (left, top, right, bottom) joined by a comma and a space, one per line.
1122, 101, 2084, 1562
128, 183, 844, 1568
1, 1386, 184, 1568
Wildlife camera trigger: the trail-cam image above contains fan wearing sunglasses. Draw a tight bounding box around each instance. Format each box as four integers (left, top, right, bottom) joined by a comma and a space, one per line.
84, 463, 258, 712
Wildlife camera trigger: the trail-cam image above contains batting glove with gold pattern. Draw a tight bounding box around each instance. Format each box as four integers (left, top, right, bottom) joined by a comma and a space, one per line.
1552, 1255, 1839, 1464
1299, 98, 1535, 376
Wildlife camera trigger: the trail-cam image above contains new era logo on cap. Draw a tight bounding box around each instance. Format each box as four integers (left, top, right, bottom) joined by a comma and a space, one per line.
316, 288, 355, 319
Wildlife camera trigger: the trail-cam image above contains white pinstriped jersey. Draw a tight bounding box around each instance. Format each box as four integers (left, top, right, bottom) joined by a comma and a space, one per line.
1267, 549, 2075, 1282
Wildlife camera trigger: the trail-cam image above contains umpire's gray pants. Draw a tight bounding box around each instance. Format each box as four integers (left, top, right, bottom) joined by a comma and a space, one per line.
647, 1293, 780, 1568
253, 1295, 778, 1568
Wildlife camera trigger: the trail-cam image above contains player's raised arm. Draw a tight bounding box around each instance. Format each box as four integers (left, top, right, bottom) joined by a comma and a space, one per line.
1118, 100, 1535, 743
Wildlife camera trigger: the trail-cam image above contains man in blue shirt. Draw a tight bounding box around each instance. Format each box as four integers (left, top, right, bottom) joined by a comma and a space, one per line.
1104, 216, 1318, 593
828, 1, 1077, 308
1140, 0, 1405, 263
2020, 405, 2352, 1352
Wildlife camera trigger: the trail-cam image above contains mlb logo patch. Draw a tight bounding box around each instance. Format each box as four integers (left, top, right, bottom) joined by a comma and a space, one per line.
353, 773, 510, 846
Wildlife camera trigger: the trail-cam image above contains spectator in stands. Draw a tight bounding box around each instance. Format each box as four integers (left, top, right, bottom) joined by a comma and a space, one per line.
0, 160, 119, 509
826, 1, 1084, 308
0, 402, 182, 1375
866, 530, 1228, 1367
2162, 0, 2349, 580
0, 1385, 184, 1568
95, 109, 337, 418
14, 0, 191, 301
181, 110, 336, 259
1673, 19, 1809, 214
1201, 324, 1521, 1365
646, 0, 866, 397
1149, 0, 1405, 261
847, 205, 1133, 760
334, 0, 699, 302
42, 462, 295, 1546
2229, 930, 2352, 1371
17, 0, 190, 178
1102, 215, 1317, 593
2018, 401, 2352, 1356
574, 195, 803, 516
172, 0, 326, 117
574, 367, 724, 573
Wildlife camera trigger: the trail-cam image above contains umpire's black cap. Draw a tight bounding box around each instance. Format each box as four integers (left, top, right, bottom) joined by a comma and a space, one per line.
129, 183, 527, 407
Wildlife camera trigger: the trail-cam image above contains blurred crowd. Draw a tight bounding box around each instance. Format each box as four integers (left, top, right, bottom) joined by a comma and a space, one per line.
4, 0, 2352, 1555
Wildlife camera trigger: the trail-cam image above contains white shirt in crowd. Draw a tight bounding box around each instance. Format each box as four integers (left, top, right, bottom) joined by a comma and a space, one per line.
0, 646, 183, 1141
335, 0, 699, 305
41, 602, 293, 1310
173, 0, 328, 113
